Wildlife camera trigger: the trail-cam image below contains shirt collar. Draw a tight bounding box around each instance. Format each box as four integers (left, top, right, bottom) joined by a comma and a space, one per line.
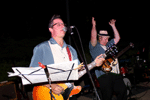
49, 38, 67, 48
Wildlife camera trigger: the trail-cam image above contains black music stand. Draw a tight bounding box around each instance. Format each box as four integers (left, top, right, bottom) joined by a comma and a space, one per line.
43, 63, 75, 100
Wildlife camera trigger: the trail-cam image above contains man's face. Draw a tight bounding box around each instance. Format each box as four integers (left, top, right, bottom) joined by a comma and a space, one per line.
99, 36, 109, 46
49, 18, 66, 38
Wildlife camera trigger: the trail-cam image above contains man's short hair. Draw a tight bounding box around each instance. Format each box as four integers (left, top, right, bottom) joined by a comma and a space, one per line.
48, 14, 61, 28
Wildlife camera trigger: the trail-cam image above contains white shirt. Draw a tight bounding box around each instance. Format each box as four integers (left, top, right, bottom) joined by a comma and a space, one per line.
48, 41, 72, 63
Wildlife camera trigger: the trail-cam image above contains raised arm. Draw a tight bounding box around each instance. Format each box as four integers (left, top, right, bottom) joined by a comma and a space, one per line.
91, 17, 98, 47
109, 19, 120, 44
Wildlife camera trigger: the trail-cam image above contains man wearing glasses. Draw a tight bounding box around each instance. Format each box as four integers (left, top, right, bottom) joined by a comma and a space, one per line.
29, 15, 104, 100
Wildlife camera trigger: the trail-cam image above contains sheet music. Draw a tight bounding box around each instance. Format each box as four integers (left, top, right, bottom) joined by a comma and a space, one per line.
8, 60, 78, 85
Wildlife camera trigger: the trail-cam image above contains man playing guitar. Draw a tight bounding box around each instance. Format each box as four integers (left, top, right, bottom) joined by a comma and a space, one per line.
89, 17, 127, 100
29, 15, 105, 100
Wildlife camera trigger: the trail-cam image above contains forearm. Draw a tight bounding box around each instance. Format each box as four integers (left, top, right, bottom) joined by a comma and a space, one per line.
87, 61, 96, 70
112, 25, 120, 44
78, 61, 96, 78
91, 25, 97, 46
78, 55, 105, 78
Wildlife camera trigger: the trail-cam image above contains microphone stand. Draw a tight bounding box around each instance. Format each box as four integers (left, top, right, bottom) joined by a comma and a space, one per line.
68, 27, 101, 100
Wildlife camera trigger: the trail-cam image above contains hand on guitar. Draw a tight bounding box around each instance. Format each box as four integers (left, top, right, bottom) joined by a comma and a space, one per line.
75, 54, 105, 70
94, 54, 105, 67
74, 62, 84, 70
51, 84, 64, 95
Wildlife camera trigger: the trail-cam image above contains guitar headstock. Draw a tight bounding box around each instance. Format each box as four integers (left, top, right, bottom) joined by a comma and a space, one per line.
130, 42, 134, 48
105, 44, 118, 57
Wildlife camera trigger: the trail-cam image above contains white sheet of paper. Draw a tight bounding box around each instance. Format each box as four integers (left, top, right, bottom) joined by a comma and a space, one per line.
8, 60, 79, 85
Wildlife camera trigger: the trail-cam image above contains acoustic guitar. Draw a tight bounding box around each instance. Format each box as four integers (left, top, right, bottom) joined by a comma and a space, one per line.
32, 45, 117, 100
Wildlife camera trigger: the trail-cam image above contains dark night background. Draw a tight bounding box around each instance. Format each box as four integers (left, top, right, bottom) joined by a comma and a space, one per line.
0, 1, 149, 82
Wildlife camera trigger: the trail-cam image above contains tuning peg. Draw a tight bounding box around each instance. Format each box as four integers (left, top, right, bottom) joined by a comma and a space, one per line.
112, 50, 115, 54
116, 50, 118, 53
109, 52, 112, 55
115, 49, 118, 53
107, 46, 110, 49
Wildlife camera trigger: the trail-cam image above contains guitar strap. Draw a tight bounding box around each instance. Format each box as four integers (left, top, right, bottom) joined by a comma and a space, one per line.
100, 44, 107, 51
66, 46, 72, 61
66, 46, 74, 81
64, 46, 75, 100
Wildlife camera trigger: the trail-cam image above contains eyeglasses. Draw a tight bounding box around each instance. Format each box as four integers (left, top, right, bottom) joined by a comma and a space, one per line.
53, 23, 65, 27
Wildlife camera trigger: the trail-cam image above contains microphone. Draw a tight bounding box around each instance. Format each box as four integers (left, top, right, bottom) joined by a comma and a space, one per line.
69, 26, 75, 28
63, 26, 67, 32
63, 26, 75, 32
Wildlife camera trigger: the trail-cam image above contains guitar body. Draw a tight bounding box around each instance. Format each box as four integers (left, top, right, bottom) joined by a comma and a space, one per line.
102, 57, 117, 72
33, 86, 64, 100
33, 83, 69, 100
32, 83, 81, 100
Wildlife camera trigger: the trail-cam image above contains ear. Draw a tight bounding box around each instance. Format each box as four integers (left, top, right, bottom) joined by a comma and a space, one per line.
49, 28, 53, 33
99, 36, 102, 40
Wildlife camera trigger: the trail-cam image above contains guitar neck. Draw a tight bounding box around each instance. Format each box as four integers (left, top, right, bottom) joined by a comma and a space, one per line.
115, 44, 132, 58
78, 54, 106, 78
78, 62, 95, 78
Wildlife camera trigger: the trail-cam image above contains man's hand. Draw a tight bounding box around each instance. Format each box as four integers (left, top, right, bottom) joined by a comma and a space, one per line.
92, 17, 96, 26
109, 19, 120, 44
74, 62, 84, 70
109, 19, 116, 27
94, 54, 105, 66
91, 17, 97, 47
50, 84, 64, 95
